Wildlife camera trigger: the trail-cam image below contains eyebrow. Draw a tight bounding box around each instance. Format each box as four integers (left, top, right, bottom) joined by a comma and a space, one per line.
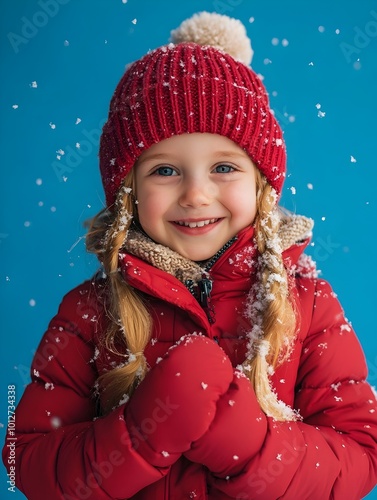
137, 150, 247, 165
212, 151, 247, 159
137, 153, 175, 164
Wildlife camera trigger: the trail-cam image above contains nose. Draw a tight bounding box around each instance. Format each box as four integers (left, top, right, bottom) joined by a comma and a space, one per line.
178, 177, 214, 208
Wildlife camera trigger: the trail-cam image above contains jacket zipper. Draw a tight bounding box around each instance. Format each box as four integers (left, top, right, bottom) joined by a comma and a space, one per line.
184, 236, 237, 324
202, 236, 237, 273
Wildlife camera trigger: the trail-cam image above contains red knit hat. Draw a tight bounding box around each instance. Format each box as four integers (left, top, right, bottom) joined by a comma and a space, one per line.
100, 12, 286, 207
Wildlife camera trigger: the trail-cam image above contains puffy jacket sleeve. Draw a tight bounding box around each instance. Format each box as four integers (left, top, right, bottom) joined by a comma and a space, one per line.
2, 280, 168, 500
208, 278, 377, 499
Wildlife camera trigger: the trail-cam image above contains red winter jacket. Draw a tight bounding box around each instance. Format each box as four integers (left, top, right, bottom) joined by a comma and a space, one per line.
3, 225, 377, 499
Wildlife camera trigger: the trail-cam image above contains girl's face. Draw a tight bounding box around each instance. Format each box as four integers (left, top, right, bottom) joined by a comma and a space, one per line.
134, 133, 257, 261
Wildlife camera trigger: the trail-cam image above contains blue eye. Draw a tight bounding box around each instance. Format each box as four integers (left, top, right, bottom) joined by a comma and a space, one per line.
155, 166, 177, 176
214, 164, 234, 173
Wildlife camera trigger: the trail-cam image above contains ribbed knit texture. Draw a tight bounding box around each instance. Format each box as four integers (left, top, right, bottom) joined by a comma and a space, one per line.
100, 43, 286, 207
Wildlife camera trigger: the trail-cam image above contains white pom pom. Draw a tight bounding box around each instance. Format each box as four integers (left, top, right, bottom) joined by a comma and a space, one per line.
170, 11, 253, 66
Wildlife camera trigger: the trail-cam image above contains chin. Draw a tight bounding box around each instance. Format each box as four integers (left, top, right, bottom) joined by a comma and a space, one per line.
179, 249, 217, 262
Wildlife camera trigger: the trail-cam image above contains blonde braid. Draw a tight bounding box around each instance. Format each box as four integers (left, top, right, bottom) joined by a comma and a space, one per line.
242, 172, 298, 421
86, 172, 152, 414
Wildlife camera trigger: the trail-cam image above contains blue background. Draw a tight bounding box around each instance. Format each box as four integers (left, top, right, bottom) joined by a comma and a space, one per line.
1, 0, 376, 498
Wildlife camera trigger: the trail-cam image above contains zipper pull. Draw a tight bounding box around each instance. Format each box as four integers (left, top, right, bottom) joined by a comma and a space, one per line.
198, 278, 212, 308
184, 278, 215, 324
198, 278, 215, 324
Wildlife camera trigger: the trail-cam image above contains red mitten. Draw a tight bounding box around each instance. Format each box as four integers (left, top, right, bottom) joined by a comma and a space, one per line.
184, 370, 267, 477
125, 335, 233, 467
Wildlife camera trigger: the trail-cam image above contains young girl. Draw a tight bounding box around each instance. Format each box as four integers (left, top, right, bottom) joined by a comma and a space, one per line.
3, 11, 377, 500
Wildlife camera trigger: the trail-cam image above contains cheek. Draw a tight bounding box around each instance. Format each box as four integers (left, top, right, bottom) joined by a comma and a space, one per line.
136, 189, 166, 226
226, 184, 257, 222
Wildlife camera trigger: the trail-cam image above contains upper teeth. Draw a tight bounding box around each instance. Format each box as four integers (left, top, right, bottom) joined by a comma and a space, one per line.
176, 218, 218, 228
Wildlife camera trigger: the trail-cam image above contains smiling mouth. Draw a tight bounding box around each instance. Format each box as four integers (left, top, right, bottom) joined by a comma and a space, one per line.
173, 218, 219, 228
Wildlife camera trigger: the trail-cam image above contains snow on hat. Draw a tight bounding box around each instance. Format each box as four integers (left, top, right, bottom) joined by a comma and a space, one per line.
99, 11, 286, 207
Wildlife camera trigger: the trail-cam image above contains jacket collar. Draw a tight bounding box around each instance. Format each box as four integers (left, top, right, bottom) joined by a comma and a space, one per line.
120, 213, 313, 278
118, 215, 314, 329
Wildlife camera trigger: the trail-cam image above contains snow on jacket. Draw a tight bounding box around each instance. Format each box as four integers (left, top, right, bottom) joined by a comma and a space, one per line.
3, 220, 377, 500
